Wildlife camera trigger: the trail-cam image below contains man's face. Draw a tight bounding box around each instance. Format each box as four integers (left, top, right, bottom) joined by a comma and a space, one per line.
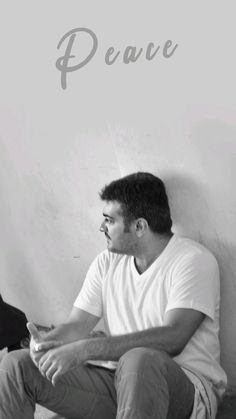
100, 201, 136, 254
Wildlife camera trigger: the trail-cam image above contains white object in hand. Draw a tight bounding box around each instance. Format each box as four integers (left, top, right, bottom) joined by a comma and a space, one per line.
34, 343, 40, 352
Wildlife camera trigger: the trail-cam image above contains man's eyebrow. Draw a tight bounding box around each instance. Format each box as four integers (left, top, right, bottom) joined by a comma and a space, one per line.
103, 213, 114, 219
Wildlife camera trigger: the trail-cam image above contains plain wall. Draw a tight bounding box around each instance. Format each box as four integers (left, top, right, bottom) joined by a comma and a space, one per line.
0, 1, 236, 386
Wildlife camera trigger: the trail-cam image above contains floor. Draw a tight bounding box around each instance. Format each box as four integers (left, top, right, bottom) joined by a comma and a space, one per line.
216, 393, 236, 419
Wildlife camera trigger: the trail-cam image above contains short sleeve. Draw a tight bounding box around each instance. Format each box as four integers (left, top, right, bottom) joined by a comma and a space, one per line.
73, 251, 109, 317
165, 251, 220, 320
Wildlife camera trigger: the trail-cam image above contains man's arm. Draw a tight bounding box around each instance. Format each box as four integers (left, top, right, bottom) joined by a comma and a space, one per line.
38, 308, 204, 385
40, 307, 100, 343
28, 307, 100, 366
77, 307, 205, 360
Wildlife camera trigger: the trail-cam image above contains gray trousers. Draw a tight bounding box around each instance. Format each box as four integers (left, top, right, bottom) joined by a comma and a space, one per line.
0, 347, 194, 419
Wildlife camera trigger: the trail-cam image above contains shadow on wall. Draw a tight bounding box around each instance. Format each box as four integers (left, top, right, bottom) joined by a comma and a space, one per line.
164, 118, 236, 387
165, 173, 212, 240
165, 171, 236, 387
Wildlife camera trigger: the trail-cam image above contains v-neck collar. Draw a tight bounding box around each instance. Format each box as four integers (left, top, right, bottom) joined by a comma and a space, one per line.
132, 234, 176, 277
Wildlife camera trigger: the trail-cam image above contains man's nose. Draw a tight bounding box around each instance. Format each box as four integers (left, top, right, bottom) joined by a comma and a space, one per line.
100, 221, 106, 232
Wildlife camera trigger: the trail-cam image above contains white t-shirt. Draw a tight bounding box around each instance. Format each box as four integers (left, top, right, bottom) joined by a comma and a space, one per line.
74, 235, 227, 398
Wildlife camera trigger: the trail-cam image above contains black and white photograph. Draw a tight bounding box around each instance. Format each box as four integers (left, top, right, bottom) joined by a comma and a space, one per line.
0, 2, 235, 418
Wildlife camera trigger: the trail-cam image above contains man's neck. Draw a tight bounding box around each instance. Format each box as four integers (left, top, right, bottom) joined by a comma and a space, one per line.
134, 233, 173, 274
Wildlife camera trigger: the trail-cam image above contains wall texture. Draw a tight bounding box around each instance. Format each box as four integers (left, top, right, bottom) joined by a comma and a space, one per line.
0, 1, 236, 385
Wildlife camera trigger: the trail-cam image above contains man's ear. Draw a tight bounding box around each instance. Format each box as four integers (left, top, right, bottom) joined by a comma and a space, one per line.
135, 218, 148, 237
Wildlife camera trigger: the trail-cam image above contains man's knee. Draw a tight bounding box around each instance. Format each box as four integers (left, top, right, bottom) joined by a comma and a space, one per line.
0, 349, 34, 377
115, 348, 171, 418
116, 347, 171, 383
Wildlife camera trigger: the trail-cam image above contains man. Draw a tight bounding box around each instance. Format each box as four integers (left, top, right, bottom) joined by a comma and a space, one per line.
0, 172, 227, 419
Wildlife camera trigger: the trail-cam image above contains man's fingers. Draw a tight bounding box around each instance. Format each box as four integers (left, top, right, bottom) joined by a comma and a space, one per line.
38, 352, 50, 370
27, 322, 41, 342
45, 363, 57, 381
51, 369, 62, 386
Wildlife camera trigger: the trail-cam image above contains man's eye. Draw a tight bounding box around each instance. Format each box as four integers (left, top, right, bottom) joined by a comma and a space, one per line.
105, 218, 112, 224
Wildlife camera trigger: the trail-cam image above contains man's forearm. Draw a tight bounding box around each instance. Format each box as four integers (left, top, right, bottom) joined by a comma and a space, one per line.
76, 325, 184, 362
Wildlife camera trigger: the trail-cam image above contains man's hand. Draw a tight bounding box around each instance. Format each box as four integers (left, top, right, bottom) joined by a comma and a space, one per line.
27, 322, 45, 366
38, 342, 84, 386
27, 322, 62, 367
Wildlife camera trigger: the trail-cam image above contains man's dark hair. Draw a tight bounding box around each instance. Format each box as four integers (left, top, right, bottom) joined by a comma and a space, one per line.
100, 172, 172, 234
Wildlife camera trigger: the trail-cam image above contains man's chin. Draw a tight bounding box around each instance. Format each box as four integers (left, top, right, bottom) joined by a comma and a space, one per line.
107, 243, 116, 253
106, 240, 126, 254
107, 244, 124, 255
